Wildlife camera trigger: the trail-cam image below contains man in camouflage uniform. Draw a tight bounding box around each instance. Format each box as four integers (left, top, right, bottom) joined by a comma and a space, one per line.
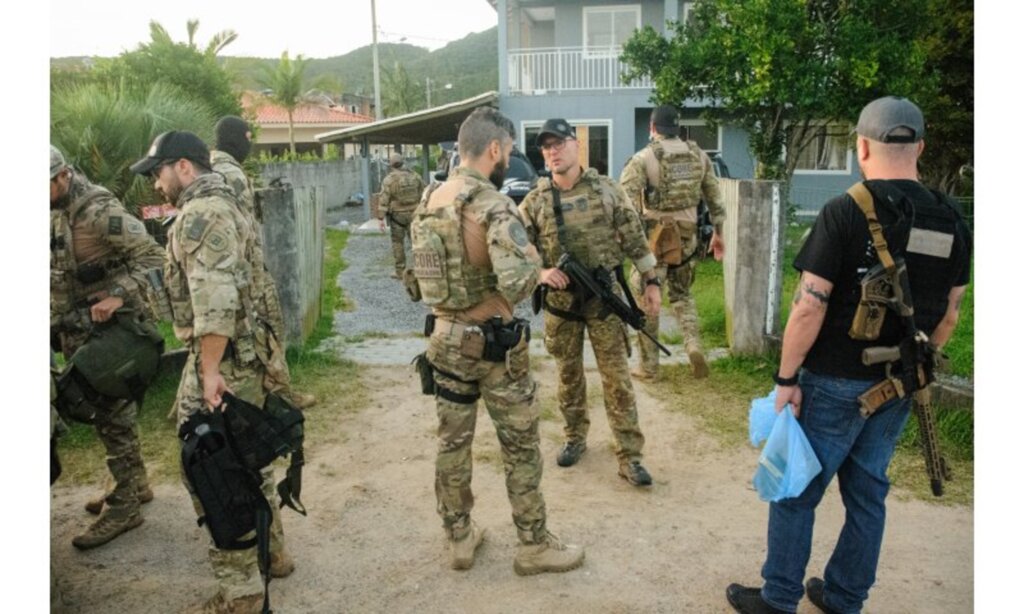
211, 115, 316, 410
50, 145, 161, 548
378, 151, 426, 278
519, 119, 661, 487
411, 107, 584, 575
131, 131, 294, 614
620, 105, 726, 380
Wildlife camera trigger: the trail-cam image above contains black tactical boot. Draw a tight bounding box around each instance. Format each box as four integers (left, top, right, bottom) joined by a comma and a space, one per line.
618, 461, 653, 486
556, 441, 587, 467
726, 584, 790, 614
805, 577, 842, 613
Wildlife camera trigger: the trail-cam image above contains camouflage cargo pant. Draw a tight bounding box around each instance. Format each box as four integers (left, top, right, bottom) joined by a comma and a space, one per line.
388, 210, 415, 274
629, 229, 702, 374
543, 291, 646, 464
175, 349, 288, 602
60, 331, 147, 510
425, 326, 548, 545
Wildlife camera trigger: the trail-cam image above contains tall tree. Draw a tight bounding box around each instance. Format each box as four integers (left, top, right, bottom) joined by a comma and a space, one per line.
918, 0, 973, 195
94, 19, 242, 118
50, 82, 217, 209
621, 0, 936, 181
381, 62, 425, 117
258, 51, 311, 155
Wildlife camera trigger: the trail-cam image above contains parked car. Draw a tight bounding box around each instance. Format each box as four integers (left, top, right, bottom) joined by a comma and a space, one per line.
433, 149, 540, 204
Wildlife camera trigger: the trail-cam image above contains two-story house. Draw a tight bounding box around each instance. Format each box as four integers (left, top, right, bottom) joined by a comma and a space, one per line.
488, 0, 859, 212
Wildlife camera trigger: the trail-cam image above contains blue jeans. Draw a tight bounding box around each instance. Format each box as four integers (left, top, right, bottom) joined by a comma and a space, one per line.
760, 369, 911, 613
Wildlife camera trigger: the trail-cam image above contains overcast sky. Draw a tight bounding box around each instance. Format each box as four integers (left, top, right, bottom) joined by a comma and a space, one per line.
50, 0, 498, 58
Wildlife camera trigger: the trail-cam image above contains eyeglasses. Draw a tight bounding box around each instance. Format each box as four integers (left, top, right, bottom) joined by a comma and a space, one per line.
540, 138, 574, 152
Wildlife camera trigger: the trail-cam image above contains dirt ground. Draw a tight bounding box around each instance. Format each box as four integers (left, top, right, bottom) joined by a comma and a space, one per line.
50, 366, 973, 613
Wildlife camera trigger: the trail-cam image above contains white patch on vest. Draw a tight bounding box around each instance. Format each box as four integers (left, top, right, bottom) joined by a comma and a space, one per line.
906, 228, 954, 259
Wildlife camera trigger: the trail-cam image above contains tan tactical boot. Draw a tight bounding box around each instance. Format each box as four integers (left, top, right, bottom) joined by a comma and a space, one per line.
688, 349, 709, 379
71, 506, 144, 550
286, 390, 317, 410
270, 550, 296, 578
513, 532, 585, 576
182, 593, 262, 614
85, 482, 154, 515
630, 367, 658, 382
449, 521, 486, 570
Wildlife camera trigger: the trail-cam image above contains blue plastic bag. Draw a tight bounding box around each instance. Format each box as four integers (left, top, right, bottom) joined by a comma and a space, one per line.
749, 398, 823, 502
748, 389, 778, 446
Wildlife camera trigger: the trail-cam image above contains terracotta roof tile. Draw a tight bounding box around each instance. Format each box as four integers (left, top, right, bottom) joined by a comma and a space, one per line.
242, 94, 374, 126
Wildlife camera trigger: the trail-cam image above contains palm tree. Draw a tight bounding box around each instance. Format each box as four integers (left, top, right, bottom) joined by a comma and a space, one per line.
258, 51, 311, 155
150, 18, 238, 57
50, 81, 217, 210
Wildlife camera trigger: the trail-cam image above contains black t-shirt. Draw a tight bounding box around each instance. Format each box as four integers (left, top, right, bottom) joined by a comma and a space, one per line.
793, 180, 972, 380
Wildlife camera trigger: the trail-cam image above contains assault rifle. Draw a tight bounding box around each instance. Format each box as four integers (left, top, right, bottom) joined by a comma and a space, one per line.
860, 263, 951, 497
554, 252, 671, 357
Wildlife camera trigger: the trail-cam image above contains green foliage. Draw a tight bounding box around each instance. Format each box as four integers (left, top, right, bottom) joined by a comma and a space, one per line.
256, 144, 340, 164
918, 0, 973, 195
93, 20, 241, 118
621, 0, 935, 180
50, 81, 217, 210
258, 51, 312, 155
381, 61, 425, 117
942, 266, 973, 377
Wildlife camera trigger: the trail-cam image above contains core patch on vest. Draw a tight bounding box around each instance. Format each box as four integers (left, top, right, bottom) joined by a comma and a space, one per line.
906, 228, 954, 259
413, 250, 444, 278
108, 216, 123, 235
206, 231, 228, 252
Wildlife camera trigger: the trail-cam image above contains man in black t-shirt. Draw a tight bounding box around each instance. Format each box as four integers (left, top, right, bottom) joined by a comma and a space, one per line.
726, 97, 972, 614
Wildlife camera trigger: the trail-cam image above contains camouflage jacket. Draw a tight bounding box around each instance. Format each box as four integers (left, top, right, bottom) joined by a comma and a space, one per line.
619, 135, 726, 230
50, 170, 164, 329
379, 167, 426, 216
211, 150, 258, 222
518, 168, 656, 275
164, 173, 261, 352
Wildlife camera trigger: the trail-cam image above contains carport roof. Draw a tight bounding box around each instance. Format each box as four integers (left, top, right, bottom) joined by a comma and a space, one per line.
316, 91, 499, 145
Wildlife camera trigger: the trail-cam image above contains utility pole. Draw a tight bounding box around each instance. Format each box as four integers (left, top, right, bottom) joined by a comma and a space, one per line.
371, 0, 382, 121
426, 77, 432, 108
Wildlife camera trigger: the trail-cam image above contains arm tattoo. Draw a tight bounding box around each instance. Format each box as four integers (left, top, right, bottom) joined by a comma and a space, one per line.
803, 282, 830, 307
792, 286, 803, 305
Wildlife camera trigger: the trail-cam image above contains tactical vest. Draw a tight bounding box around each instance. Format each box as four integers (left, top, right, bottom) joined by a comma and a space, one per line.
392, 170, 424, 207
845, 181, 964, 339
534, 173, 621, 271
50, 179, 130, 315
410, 179, 499, 310
645, 139, 705, 212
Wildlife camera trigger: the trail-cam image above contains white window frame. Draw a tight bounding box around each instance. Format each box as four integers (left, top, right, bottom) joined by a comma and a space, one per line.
521, 118, 615, 173
682, 1, 695, 24
582, 5, 641, 58
678, 119, 723, 154
788, 121, 853, 176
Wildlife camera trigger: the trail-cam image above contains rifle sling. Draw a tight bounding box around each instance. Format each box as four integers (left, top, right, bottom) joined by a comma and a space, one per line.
550, 187, 587, 316
848, 183, 897, 274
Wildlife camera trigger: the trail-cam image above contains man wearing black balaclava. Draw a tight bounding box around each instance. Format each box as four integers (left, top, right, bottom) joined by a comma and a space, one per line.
211, 116, 317, 422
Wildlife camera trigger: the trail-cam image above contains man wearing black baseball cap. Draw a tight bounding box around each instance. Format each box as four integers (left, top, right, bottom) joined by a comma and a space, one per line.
726, 97, 972, 613
133, 130, 297, 613
519, 118, 660, 487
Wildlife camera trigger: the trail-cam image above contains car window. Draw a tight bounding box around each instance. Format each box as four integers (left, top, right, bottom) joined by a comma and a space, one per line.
507, 155, 538, 182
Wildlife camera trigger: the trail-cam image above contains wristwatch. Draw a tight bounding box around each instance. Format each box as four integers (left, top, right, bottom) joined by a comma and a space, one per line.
645, 277, 662, 288
772, 370, 799, 386
108, 285, 127, 300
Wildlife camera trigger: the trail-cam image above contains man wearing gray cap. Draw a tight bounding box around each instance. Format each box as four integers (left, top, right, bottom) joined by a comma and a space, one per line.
50, 145, 163, 549
726, 97, 972, 613
377, 151, 426, 278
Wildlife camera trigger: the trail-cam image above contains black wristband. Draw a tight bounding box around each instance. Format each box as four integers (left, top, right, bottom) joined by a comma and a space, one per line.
645, 277, 662, 288
773, 370, 799, 386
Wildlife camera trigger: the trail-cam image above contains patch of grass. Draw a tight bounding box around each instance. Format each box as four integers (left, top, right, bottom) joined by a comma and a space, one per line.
157, 321, 184, 350
942, 265, 973, 378
890, 404, 974, 505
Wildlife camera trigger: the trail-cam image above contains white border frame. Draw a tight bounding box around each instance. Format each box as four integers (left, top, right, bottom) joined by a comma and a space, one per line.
521, 118, 615, 173
582, 4, 641, 58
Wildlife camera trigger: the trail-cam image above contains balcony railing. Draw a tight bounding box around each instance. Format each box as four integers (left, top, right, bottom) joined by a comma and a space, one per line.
507, 46, 653, 95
